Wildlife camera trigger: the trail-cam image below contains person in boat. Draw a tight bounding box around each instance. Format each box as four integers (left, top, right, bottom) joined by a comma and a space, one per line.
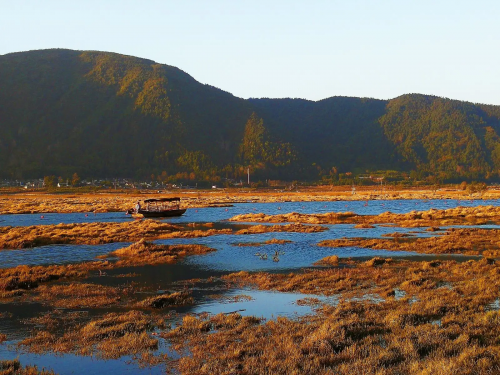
135, 201, 141, 213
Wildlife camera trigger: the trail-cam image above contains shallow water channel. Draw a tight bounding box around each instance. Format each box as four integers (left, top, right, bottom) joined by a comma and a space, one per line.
0, 199, 495, 374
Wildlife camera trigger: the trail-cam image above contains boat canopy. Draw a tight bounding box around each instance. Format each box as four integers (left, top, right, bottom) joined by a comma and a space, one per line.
143, 197, 181, 203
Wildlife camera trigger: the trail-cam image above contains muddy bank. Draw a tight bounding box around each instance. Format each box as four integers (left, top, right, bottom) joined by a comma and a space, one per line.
318, 227, 500, 256
230, 205, 500, 227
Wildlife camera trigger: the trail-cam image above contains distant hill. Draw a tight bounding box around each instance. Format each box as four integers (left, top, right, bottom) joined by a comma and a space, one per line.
1, 49, 500, 182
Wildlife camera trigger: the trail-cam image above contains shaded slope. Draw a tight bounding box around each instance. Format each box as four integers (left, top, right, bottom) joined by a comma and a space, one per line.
249, 97, 403, 174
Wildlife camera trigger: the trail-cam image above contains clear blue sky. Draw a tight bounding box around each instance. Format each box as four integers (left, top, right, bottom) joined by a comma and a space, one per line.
1, 0, 499, 104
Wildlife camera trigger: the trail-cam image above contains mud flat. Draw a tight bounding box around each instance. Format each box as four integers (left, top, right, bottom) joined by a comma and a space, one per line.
318, 227, 500, 256
230, 205, 500, 227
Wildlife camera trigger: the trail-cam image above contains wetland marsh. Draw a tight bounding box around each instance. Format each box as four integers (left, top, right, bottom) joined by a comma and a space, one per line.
1, 193, 499, 374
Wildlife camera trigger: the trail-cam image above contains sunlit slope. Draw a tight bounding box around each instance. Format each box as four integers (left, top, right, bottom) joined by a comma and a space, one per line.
379, 94, 500, 179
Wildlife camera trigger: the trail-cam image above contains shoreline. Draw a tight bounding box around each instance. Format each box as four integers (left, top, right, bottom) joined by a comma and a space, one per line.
1, 186, 499, 215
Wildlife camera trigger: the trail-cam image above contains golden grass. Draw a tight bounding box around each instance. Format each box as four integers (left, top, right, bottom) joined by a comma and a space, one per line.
136, 291, 194, 308
296, 297, 322, 306
354, 223, 376, 228
265, 238, 293, 244
109, 239, 215, 266
23, 310, 89, 331
34, 283, 122, 308
235, 223, 327, 234
20, 311, 162, 359
0, 263, 88, 294
230, 205, 500, 227
165, 258, 500, 374
233, 239, 293, 247
318, 227, 500, 256
12, 255, 500, 373
0, 221, 323, 250
0, 220, 181, 249
315, 255, 339, 266
0, 359, 55, 375
207, 294, 254, 303
6, 193, 500, 372
0, 195, 136, 214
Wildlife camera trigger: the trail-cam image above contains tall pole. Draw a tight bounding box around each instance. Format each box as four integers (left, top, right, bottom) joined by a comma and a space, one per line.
247, 168, 250, 185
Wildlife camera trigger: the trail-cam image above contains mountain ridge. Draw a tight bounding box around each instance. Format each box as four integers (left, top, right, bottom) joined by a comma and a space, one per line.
1, 49, 500, 182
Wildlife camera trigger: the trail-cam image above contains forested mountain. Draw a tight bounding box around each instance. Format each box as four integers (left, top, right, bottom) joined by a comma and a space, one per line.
1, 49, 499, 182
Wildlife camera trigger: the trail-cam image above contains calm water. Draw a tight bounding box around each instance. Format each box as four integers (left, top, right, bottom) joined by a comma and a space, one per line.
0, 347, 167, 375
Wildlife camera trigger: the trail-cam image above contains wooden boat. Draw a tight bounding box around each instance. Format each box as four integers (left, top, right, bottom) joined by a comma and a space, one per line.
127, 197, 186, 218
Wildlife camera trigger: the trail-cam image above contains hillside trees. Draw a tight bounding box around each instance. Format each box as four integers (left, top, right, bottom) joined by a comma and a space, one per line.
379, 95, 500, 180
2, 50, 500, 182
239, 113, 297, 169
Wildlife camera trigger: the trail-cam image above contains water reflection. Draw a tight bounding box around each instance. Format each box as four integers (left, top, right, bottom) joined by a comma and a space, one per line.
0, 243, 128, 269
0, 347, 165, 375
191, 289, 338, 319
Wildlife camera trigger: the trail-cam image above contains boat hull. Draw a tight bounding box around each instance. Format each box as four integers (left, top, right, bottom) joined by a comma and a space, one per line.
137, 208, 187, 218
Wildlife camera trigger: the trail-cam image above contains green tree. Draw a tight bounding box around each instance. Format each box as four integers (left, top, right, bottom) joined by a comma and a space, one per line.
239, 113, 296, 168
44, 175, 56, 188
239, 113, 266, 165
